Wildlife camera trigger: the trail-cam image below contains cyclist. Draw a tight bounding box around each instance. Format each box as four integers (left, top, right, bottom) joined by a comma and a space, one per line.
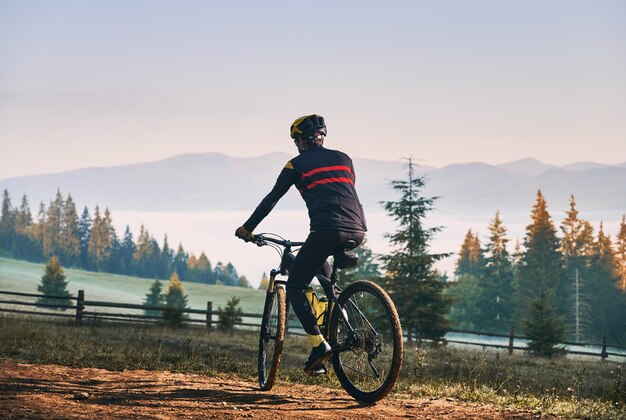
235, 114, 367, 374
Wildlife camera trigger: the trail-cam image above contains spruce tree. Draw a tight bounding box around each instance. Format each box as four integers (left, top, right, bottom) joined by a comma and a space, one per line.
559, 195, 595, 342
13, 195, 34, 260
446, 273, 483, 331
88, 206, 113, 271
143, 279, 165, 316
0, 189, 15, 252
586, 224, 625, 344
163, 272, 188, 326
37, 256, 72, 310
160, 235, 174, 279
60, 194, 81, 267
187, 254, 199, 282
77, 206, 92, 269
120, 225, 136, 274
524, 285, 565, 357
197, 252, 212, 283
615, 215, 626, 292
476, 211, 515, 333
516, 191, 563, 326
218, 296, 243, 333
133, 225, 158, 278
380, 158, 452, 342
42, 190, 63, 259
455, 229, 484, 278
173, 244, 189, 280
32, 202, 46, 261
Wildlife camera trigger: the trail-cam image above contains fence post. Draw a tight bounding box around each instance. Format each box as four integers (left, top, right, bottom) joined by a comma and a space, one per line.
601, 336, 608, 360
75, 290, 84, 324
508, 325, 515, 355
206, 301, 212, 332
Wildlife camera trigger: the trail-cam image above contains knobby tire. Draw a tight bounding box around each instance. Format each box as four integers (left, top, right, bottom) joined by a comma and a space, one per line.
258, 287, 286, 391
328, 280, 403, 402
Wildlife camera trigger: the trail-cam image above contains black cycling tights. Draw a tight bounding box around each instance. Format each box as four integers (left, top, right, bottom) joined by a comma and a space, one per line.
286, 230, 365, 336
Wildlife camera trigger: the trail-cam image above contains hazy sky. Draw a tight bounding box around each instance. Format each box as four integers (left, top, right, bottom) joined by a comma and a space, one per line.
1, 0, 625, 181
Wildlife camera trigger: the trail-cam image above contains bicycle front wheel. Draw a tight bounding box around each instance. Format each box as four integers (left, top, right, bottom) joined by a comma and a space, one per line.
258, 286, 286, 391
328, 281, 403, 402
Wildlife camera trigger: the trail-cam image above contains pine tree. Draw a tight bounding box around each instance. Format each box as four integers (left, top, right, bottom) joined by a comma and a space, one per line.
218, 296, 243, 332
187, 253, 199, 282
32, 202, 46, 262
0, 189, 15, 252
173, 244, 188, 280
37, 256, 72, 310
586, 223, 625, 344
615, 215, 626, 292
13, 195, 34, 260
524, 284, 565, 357
379, 158, 452, 342
77, 206, 92, 269
476, 211, 515, 333
60, 194, 81, 266
516, 191, 563, 326
559, 195, 595, 342
42, 190, 63, 259
163, 272, 188, 325
446, 273, 483, 331
143, 279, 165, 316
197, 252, 212, 283
120, 225, 136, 274
88, 206, 113, 271
455, 229, 484, 278
133, 225, 158, 278
160, 235, 174, 279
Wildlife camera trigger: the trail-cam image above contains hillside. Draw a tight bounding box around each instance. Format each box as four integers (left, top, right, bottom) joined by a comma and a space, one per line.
0, 153, 625, 218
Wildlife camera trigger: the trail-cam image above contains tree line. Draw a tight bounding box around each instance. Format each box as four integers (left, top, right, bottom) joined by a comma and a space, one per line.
323, 159, 626, 355
448, 192, 626, 350
0, 189, 250, 287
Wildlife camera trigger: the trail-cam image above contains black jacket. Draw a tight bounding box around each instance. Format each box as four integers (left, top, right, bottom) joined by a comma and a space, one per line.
243, 146, 367, 233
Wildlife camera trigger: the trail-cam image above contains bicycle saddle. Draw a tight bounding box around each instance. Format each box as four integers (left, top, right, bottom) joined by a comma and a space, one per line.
334, 240, 359, 269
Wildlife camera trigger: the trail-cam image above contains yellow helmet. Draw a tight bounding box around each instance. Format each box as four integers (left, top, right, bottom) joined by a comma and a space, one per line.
290, 114, 327, 140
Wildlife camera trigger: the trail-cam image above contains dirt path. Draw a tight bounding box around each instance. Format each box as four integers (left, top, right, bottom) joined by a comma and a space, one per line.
0, 358, 552, 419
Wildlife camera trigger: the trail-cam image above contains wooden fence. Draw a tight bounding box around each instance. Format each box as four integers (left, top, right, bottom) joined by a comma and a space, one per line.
0, 289, 263, 331
1, 289, 625, 360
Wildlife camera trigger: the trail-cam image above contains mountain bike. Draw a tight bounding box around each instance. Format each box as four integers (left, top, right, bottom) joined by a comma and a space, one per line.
252, 233, 403, 403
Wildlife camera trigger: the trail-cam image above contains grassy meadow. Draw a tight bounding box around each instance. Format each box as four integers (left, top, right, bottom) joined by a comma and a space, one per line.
0, 257, 265, 314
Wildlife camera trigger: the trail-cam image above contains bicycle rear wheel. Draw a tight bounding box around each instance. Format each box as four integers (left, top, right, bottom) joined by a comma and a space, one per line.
258, 286, 286, 391
328, 280, 403, 402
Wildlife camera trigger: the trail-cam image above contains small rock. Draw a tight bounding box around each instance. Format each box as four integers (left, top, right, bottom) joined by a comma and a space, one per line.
74, 392, 90, 401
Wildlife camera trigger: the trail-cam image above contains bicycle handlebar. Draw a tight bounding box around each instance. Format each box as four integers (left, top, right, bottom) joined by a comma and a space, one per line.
252, 234, 305, 248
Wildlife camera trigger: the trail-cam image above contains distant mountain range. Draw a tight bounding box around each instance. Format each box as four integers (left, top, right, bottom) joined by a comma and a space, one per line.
1, 153, 625, 218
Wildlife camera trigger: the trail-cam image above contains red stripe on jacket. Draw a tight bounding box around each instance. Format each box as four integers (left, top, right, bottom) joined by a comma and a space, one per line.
301, 165, 352, 179
306, 177, 355, 190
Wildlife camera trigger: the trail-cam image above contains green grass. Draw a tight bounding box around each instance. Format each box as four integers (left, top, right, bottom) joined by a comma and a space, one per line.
1, 315, 625, 419
0, 257, 265, 314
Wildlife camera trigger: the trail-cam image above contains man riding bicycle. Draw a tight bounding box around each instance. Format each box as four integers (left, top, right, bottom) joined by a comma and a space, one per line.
235, 114, 367, 374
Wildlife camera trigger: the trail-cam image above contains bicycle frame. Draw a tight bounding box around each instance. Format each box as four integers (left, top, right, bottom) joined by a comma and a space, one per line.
255, 233, 357, 348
